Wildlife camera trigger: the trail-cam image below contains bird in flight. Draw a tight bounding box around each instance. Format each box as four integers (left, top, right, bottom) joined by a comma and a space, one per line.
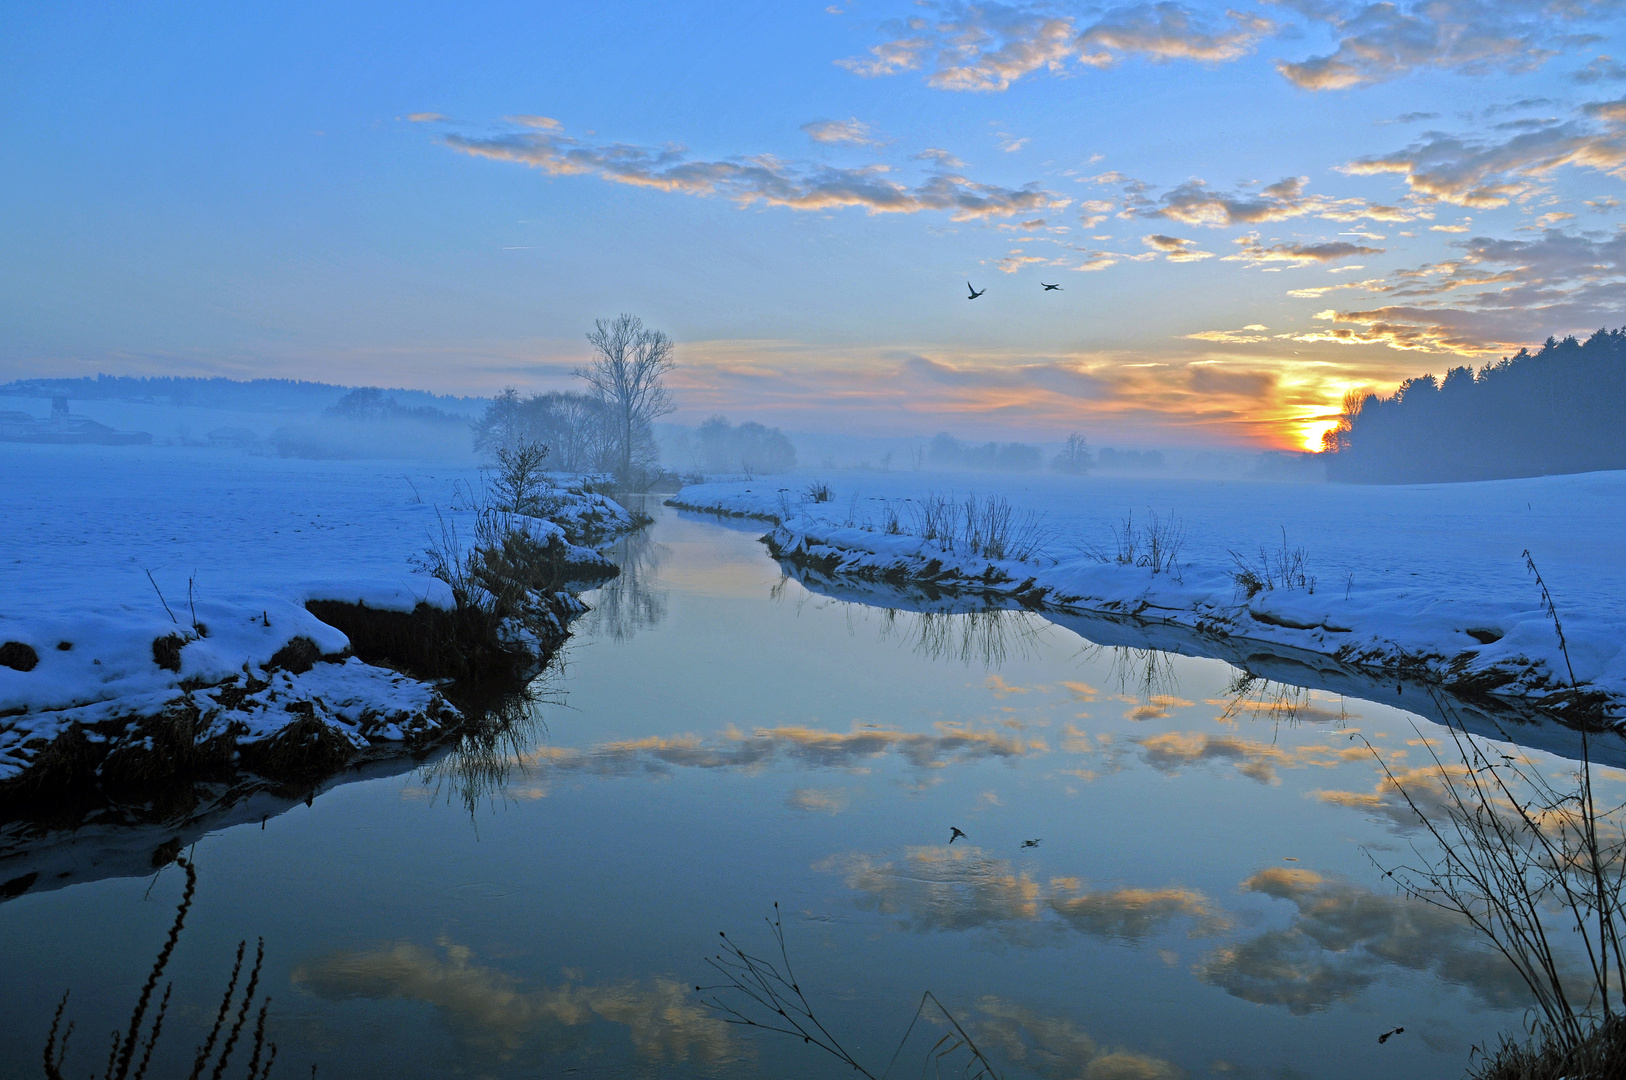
1041, 283, 1062, 291
949, 827, 967, 843
1021, 839, 1041, 848
966, 282, 986, 300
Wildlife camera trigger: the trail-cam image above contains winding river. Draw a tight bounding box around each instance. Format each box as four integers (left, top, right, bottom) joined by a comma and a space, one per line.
4, 502, 1612, 1079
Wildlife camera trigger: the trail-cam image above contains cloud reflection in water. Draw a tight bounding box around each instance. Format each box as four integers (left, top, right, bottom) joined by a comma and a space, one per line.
291, 936, 736, 1065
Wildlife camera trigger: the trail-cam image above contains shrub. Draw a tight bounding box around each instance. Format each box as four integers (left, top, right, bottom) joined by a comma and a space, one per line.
1089, 511, 1184, 576
1229, 527, 1314, 598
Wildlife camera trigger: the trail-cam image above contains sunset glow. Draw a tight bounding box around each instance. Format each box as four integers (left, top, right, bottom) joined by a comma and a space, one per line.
4, 3, 1625, 451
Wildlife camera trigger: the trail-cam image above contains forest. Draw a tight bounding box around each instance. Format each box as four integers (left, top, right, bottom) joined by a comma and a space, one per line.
1323, 328, 1626, 484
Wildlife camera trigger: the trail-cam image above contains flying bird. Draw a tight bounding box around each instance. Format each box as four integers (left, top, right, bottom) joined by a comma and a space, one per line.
1021, 839, 1041, 848
966, 282, 986, 300
1377, 1027, 1405, 1044
949, 827, 967, 843
1041, 283, 1062, 291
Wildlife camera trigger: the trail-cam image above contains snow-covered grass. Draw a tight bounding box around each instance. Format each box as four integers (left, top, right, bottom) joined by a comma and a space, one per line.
0, 443, 641, 793
671, 468, 1626, 721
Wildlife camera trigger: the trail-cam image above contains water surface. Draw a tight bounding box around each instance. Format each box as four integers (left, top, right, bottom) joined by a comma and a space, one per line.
0, 505, 1588, 1079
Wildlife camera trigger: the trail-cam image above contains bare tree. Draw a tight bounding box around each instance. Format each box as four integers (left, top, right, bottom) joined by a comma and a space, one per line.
577, 313, 675, 482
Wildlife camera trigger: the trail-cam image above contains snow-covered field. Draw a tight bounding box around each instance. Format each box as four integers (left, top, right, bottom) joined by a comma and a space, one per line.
672, 469, 1626, 718
0, 443, 633, 786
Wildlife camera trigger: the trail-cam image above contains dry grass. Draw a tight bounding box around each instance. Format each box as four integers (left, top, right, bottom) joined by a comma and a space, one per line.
1087, 510, 1184, 577
1369, 560, 1626, 1076
1229, 527, 1314, 598
1468, 1014, 1626, 1079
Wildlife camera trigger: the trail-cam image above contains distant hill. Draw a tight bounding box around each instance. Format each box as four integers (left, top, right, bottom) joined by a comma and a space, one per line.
0, 374, 487, 416
1324, 328, 1626, 484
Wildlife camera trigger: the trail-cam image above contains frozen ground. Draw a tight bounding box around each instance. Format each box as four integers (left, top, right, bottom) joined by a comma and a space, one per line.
0, 443, 632, 784
672, 468, 1626, 715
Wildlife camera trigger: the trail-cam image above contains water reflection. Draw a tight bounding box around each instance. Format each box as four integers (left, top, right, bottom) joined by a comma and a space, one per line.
1132, 731, 1375, 785
509, 720, 1045, 779
1217, 673, 1347, 728
293, 936, 737, 1066
1196, 867, 1532, 1014
819, 845, 1226, 944
875, 606, 1049, 669
414, 673, 564, 816
580, 525, 669, 643
972, 997, 1183, 1080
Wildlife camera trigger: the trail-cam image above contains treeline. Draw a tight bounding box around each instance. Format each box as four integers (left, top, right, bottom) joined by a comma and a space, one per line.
1324, 328, 1626, 484
472, 388, 637, 474
0, 374, 484, 414
927, 432, 1159, 475
692, 416, 796, 474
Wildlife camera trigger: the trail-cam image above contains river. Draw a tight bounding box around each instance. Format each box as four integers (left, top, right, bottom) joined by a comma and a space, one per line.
3, 502, 1598, 1079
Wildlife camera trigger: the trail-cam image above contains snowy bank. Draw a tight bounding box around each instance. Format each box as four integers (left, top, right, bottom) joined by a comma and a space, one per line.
0, 445, 644, 800
670, 470, 1626, 725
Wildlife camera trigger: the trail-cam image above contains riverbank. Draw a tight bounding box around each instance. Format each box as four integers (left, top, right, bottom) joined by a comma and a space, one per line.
0, 445, 646, 808
670, 469, 1626, 727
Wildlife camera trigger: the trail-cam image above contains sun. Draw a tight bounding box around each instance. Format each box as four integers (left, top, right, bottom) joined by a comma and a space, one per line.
1299, 417, 1339, 453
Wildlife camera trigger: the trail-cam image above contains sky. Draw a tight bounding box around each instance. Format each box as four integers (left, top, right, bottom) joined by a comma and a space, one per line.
4, 1, 1626, 451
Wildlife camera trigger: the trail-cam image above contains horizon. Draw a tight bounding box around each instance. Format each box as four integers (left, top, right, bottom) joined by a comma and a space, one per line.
5, 2, 1626, 451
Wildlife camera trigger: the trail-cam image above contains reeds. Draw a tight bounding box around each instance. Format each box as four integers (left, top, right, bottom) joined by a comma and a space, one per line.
1085, 510, 1184, 577
1367, 561, 1626, 1075
1229, 526, 1313, 598
909, 493, 1047, 561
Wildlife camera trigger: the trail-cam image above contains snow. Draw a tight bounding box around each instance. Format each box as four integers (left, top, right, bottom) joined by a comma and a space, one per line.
670, 469, 1626, 716
0, 443, 637, 783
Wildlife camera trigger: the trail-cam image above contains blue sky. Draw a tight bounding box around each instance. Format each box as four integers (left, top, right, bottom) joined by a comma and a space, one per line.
4, 1, 1626, 448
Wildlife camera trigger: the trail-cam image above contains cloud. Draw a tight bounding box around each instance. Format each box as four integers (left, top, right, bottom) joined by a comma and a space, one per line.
995, 249, 1055, 273
1345, 107, 1626, 207
1286, 278, 1385, 298
802, 117, 885, 147
914, 147, 968, 169
660, 337, 1423, 450
1196, 867, 1542, 1013
292, 938, 735, 1063
841, 0, 1613, 94
443, 117, 1070, 222
1184, 328, 1273, 345
820, 845, 1224, 941
1076, 3, 1275, 65
838, 2, 1275, 92
1146, 176, 1411, 227
406, 112, 448, 123
1077, 199, 1115, 227
1222, 237, 1384, 264
1141, 233, 1214, 261
1300, 226, 1626, 353
1574, 54, 1626, 83
1276, 0, 1612, 90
